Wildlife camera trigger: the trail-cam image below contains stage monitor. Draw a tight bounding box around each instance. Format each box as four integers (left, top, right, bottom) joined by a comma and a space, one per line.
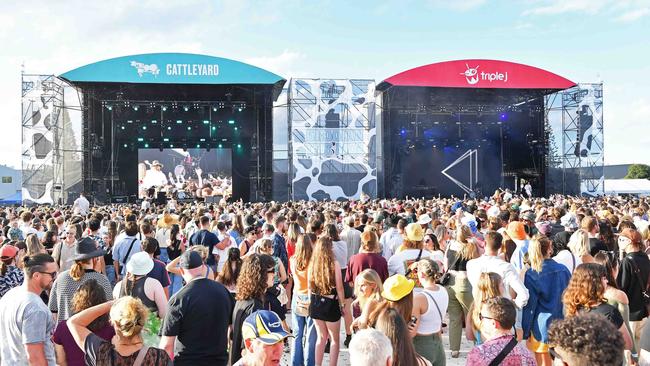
137, 148, 232, 201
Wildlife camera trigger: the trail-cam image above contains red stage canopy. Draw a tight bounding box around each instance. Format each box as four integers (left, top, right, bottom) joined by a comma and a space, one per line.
378, 59, 576, 90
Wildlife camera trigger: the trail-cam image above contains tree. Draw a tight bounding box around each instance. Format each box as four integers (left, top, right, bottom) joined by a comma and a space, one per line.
625, 164, 650, 179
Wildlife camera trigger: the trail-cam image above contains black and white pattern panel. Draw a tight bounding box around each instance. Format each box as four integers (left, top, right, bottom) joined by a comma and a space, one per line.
289, 79, 377, 201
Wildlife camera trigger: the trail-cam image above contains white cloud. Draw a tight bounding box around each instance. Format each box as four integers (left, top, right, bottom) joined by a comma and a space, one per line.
522, 0, 650, 21
615, 7, 650, 22
245, 50, 308, 79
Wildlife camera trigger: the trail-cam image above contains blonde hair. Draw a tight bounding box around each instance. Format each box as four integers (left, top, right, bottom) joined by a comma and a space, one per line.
568, 229, 590, 257
25, 234, 45, 256
529, 235, 552, 272
252, 239, 273, 255
471, 272, 503, 332
456, 225, 478, 260
188, 245, 208, 262
70, 259, 92, 281
354, 269, 383, 309
109, 296, 148, 338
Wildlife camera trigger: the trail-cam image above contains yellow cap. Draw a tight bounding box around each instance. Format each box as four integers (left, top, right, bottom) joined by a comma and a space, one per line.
405, 223, 424, 242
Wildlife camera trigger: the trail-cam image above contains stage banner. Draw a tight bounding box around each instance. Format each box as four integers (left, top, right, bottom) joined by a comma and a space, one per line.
60, 53, 285, 86
289, 79, 377, 201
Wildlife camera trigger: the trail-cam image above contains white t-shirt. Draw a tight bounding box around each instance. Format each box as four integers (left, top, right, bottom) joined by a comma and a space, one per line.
332, 240, 349, 269
387, 248, 433, 276
215, 231, 236, 272
553, 249, 581, 274
73, 195, 90, 215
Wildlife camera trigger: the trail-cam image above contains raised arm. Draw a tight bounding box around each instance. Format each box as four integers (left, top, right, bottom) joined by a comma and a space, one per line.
67, 301, 114, 351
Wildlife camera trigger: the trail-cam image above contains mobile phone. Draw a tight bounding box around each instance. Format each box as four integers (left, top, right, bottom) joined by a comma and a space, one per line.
409, 316, 417, 326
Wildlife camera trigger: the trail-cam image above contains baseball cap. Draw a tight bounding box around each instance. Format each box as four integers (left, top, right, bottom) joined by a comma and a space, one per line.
179, 250, 204, 270
242, 310, 292, 345
0, 245, 18, 259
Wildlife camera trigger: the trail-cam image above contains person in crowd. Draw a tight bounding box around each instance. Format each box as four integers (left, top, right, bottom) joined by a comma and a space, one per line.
26, 233, 46, 256
466, 297, 536, 365
341, 216, 361, 258
369, 274, 415, 330
271, 216, 289, 273
554, 228, 589, 274
160, 250, 233, 365
548, 313, 624, 366
139, 237, 170, 298
213, 220, 235, 272
229, 213, 245, 247
388, 223, 433, 279
155, 211, 178, 263
506, 221, 530, 272
0, 253, 57, 365
594, 251, 635, 357
113, 251, 167, 320
522, 235, 571, 366
0, 244, 24, 297
466, 272, 503, 345
230, 253, 276, 365
562, 263, 633, 350
49, 237, 113, 321
379, 215, 403, 260
348, 328, 393, 366
42, 230, 58, 253
239, 225, 259, 257
582, 216, 608, 256
375, 308, 431, 366
309, 236, 345, 366
411, 258, 449, 365
53, 280, 115, 366
166, 244, 216, 280
466, 230, 529, 311
552, 213, 578, 255
166, 223, 185, 295
346, 230, 389, 283
444, 223, 479, 358
233, 310, 291, 366
102, 223, 117, 286
188, 215, 221, 271
112, 221, 141, 280
67, 296, 171, 365
289, 233, 317, 366
617, 227, 650, 351
350, 269, 384, 331
216, 246, 242, 296
324, 223, 353, 347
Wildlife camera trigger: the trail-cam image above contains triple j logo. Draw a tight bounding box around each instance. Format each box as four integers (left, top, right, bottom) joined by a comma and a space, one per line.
460, 63, 509, 85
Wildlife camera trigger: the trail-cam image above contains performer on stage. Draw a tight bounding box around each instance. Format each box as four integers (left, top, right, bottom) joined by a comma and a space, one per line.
141, 160, 168, 189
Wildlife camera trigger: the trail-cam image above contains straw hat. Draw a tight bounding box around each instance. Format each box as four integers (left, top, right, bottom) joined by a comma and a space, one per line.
405, 223, 424, 242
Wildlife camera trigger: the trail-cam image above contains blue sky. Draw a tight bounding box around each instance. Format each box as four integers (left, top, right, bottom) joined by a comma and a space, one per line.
0, 0, 648, 169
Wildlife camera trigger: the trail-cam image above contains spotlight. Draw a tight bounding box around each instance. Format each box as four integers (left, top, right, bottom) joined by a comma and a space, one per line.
170, 144, 174, 148
137, 138, 144, 142
196, 144, 200, 148
211, 126, 216, 131
187, 126, 192, 130
123, 143, 128, 148
162, 106, 167, 111
176, 120, 182, 124
500, 113, 507, 121
200, 138, 206, 142
234, 127, 238, 131
228, 120, 235, 125
183, 106, 189, 112
120, 126, 125, 130
106, 105, 112, 111
218, 143, 223, 148
167, 126, 172, 130
142, 126, 147, 130
151, 120, 157, 124
237, 144, 242, 148
163, 138, 170, 142
133, 105, 139, 111
203, 120, 210, 125
144, 143, 149, 148
212, 107, 217, 112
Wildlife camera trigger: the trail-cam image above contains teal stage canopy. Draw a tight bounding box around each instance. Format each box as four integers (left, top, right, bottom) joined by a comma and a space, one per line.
59, 53, 285, 86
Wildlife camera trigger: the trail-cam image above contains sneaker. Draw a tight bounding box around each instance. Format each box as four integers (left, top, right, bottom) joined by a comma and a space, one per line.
344, 334, 352, 348
451, 351, 460, 358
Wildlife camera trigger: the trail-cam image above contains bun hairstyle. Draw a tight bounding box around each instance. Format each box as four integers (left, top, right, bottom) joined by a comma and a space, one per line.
109, 296, 148, 338
416, 258, 440, 281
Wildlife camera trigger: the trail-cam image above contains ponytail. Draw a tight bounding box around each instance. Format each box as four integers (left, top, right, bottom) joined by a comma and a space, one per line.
530, 235, 551, 272
0, 261, 7, 276
70, 260, 86, 281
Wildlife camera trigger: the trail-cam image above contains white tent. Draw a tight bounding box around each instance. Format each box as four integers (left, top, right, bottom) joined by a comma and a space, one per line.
603, 179, 650, 196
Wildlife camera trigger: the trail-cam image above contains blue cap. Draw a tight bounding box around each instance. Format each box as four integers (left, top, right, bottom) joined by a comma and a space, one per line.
242, 310, 291, 345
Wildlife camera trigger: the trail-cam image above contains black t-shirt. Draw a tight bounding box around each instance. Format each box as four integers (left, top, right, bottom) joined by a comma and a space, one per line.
189, 229, 220, 266
161, 278, 233, 366
589, 237, 609, 257
584, 302, 624, 329
229, 298, 264, 365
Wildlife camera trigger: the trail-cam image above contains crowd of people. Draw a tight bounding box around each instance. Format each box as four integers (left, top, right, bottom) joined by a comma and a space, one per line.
1, 191, 650, 365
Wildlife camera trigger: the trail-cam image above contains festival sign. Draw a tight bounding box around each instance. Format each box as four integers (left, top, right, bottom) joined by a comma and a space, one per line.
60, 53, 285, 85
379, 59, 576, 90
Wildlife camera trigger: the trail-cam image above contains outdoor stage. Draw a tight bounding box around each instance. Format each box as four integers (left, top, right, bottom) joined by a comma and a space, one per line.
20, 57, 603, 204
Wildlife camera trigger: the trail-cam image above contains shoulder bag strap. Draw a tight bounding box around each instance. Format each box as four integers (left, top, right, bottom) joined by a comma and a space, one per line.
570, 251, 576, 272
132, 346, 150, 366
122, 237, 138, 268
422, 290, 443, 325
487, 337, 518, 366
446, 249, 461, 272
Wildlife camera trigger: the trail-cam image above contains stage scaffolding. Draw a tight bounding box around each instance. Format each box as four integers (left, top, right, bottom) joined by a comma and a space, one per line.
21, 74, 83, 205
545, 83, 604, 195
286, 79, 377, 201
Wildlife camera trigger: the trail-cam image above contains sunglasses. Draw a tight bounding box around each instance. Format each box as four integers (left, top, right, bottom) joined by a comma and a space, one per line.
478, 313, 495, 322
38, 271, 57, 279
